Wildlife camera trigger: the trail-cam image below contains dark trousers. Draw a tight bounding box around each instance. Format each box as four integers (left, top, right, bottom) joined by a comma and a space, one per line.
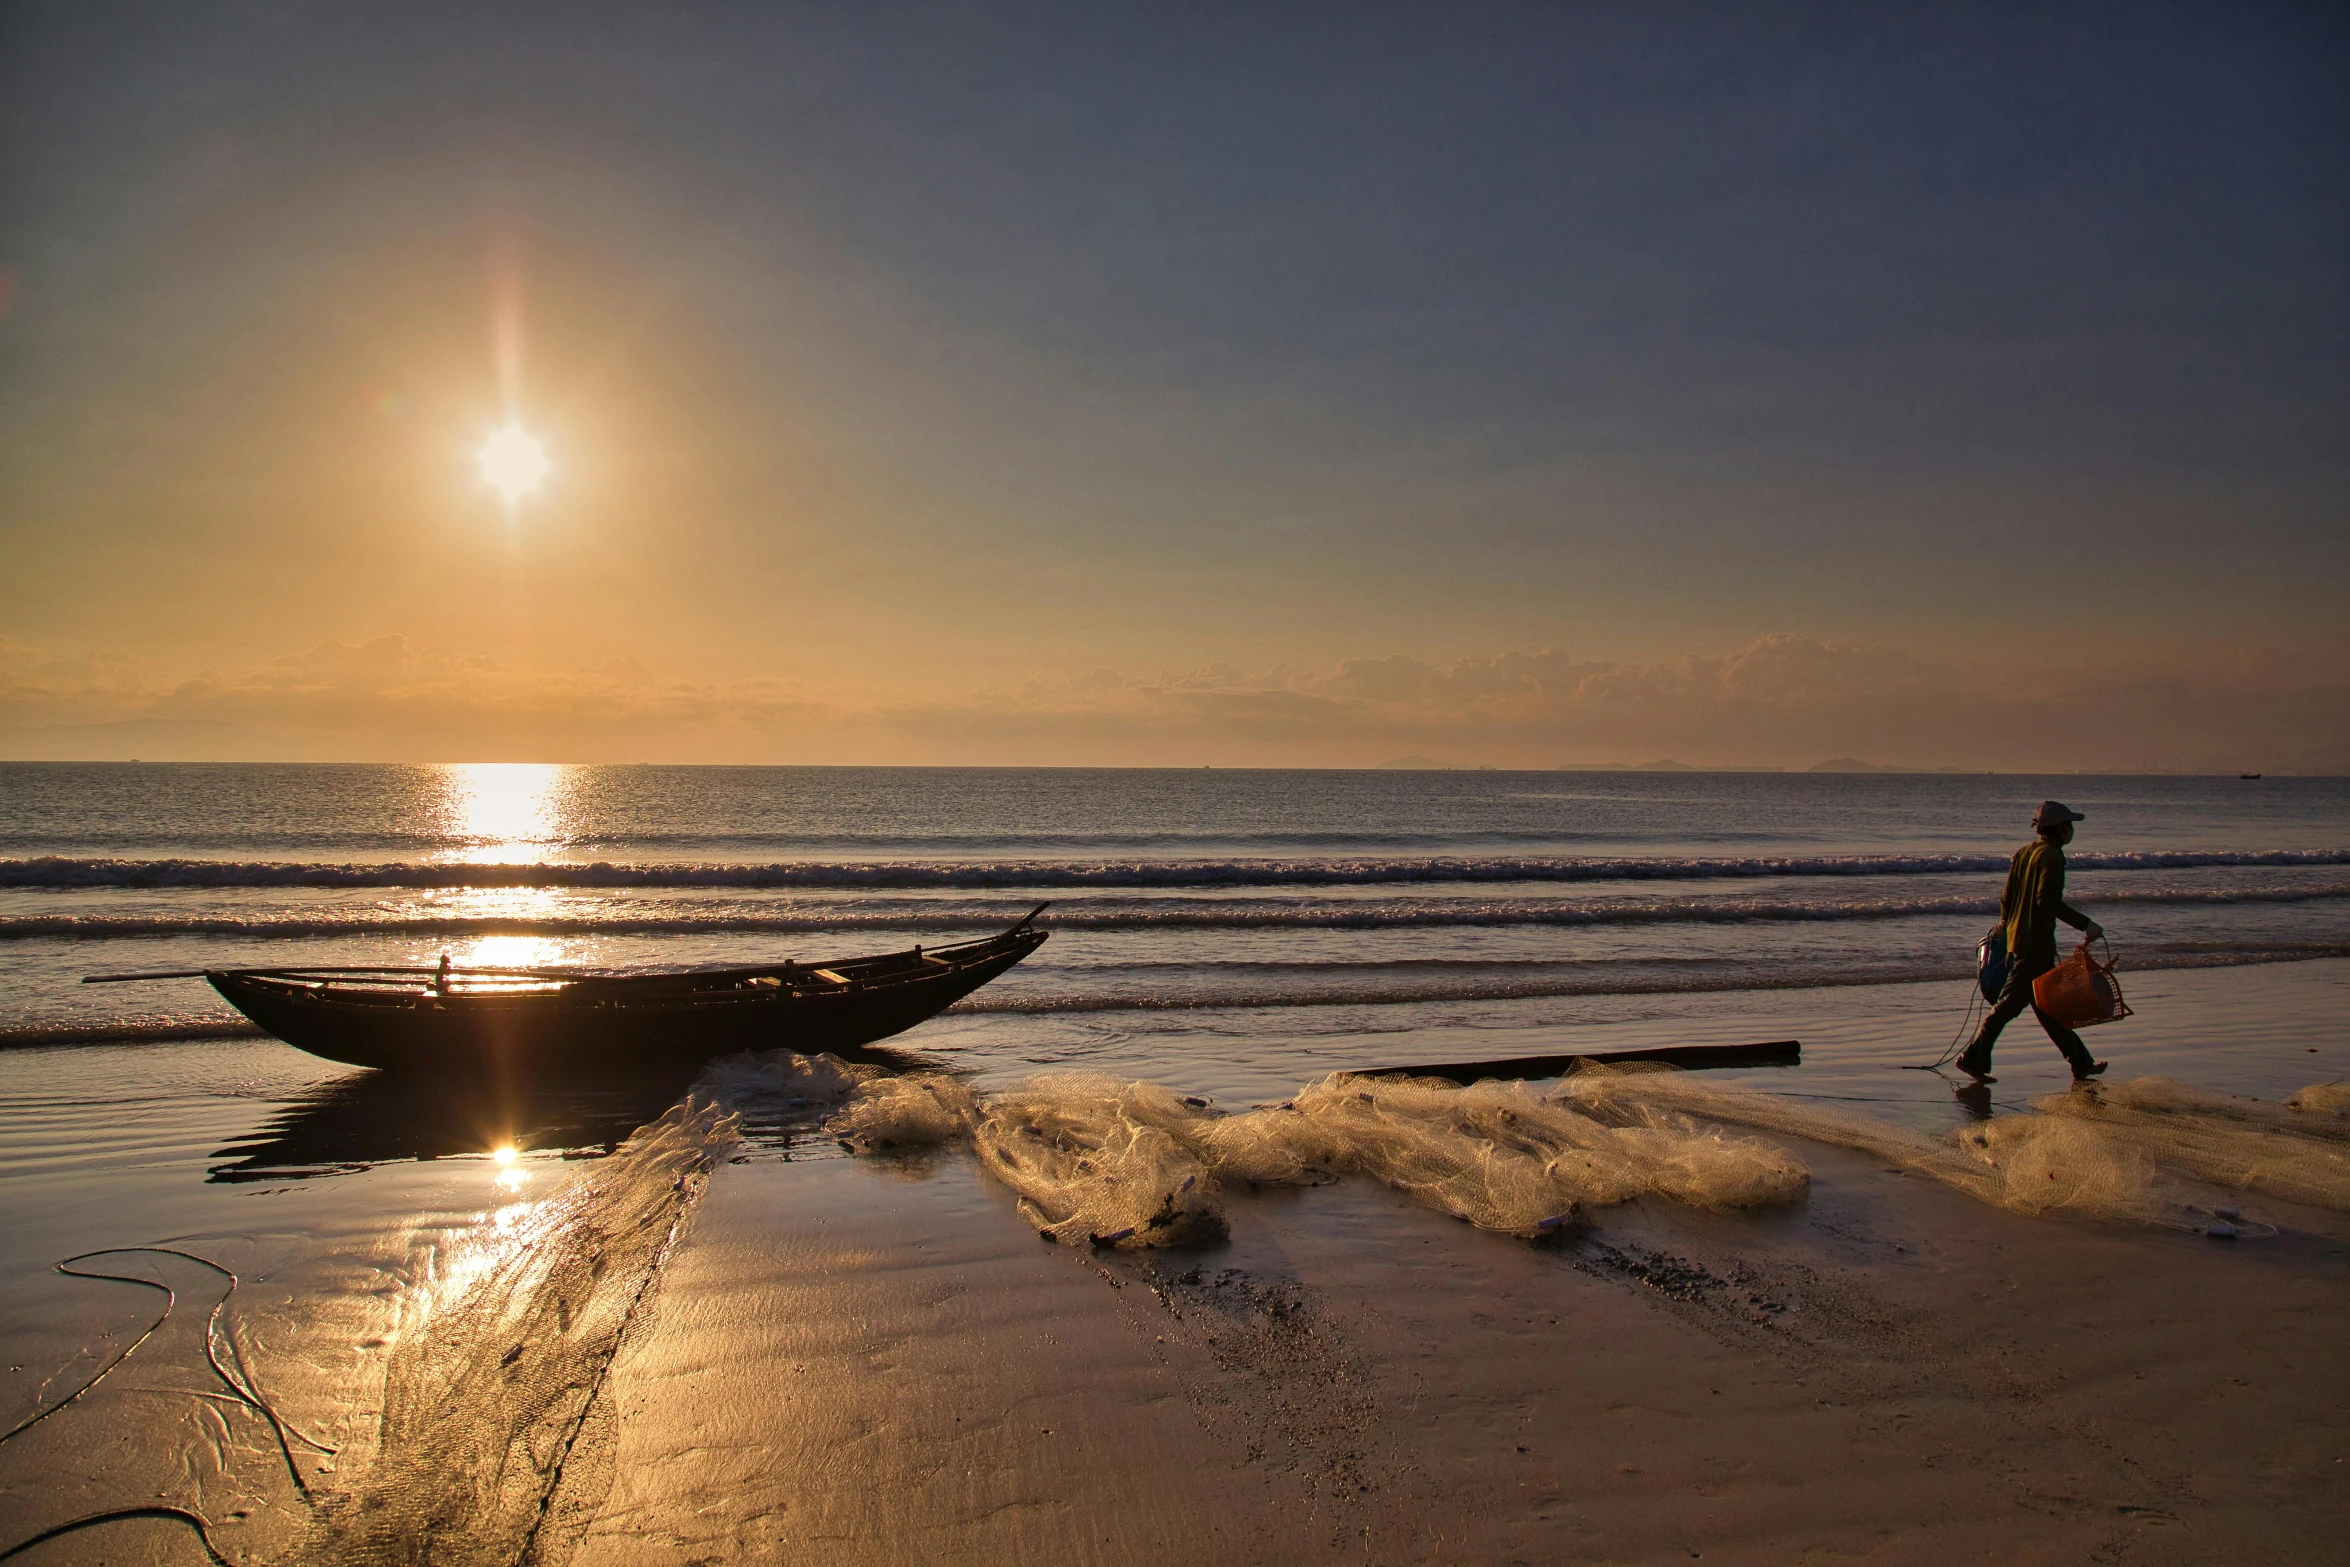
1956, 950, 2095, 1075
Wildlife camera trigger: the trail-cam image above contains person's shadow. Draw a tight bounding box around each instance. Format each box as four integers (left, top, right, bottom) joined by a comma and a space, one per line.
1951, 1079, 1996, 1122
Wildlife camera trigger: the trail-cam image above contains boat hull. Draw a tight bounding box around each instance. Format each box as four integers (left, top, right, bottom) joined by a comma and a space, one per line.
208, 930, 1044, 1074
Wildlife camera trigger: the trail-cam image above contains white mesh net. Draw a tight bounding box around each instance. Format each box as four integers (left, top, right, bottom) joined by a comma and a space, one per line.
968, 1075, 1225, 1247
830, 1068, 1806, 1244
695, 1047, 889, 1108
2284, 1081, 2350, 1120
826, 1073, 980, 1148
1553, 1066, 2350, 1230
1213, 1074, 1806, 1236
2028, 1078, 2350, 1212
1553, 1063, 2212, 1227
294, 1101, 737, 1561
827, 1065, 2350, 1245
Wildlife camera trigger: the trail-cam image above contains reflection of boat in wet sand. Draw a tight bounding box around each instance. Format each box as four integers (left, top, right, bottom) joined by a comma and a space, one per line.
90, 905, 1048, 1074
208, 1062, 705, 1181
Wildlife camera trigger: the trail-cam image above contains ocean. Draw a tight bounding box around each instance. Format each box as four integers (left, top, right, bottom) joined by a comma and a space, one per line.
7, 763, 2348, 1044
3, 763, 2346, 1560
6, 761, 2347, 1172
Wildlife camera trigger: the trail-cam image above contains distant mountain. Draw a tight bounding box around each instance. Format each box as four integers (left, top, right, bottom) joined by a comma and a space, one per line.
1555, 761, 1787, 773
1808, 758, 1964, 774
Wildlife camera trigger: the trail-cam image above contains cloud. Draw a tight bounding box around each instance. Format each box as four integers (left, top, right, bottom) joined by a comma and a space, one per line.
0, 630, 2342, 771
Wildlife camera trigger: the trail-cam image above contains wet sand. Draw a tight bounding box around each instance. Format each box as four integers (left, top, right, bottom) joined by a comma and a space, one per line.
5, 964, 2348, 1564
542, 1138, 2349, 1565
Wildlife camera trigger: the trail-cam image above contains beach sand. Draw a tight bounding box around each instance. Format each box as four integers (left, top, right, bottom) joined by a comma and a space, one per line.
6, 965, 2348, 1565
533, 1135, 2348, 1565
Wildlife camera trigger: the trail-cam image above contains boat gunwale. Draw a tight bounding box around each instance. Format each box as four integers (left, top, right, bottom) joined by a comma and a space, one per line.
210, 929, 1045, 1009
84, 903, 1049, 991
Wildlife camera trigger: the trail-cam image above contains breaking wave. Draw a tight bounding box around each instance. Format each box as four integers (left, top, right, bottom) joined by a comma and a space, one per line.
7, 881, 2348, 943
938, 945, 2350, 1016
9, 943, 2349, 1049
5, 847, 2345, 891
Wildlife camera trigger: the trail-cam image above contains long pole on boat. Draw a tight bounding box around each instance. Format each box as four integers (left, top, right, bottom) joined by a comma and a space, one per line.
81, 965, 576, 983
85, 904, 1056, 985
81, 970, 221, 983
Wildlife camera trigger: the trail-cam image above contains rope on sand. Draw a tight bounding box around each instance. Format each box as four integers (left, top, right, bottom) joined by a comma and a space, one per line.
1906, 974, 1984, 1073
0, 1245, 337, 1560
0, 1505, 232, 1564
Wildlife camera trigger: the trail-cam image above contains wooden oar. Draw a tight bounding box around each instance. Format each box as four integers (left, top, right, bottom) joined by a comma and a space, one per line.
1365, 1039, 1799, 1083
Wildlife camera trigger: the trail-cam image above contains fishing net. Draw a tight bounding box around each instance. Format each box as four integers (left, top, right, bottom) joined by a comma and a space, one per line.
1551, 1064, 2209, 1231
2028, 1079, 2350, 1212
829, 1068, 1807, 1244
1207, 1074, 1807, 1237
695, 1048, 888, 1109
2062, 1076, 2350, 1142
831, 1064, 2350, 1245
2285, 1081, 2350, 1120
1218, 1080, 1581, 1237
967, 1075, 1224, 1248
293, 1100, 736, 1562
826, 1074, 979, 1148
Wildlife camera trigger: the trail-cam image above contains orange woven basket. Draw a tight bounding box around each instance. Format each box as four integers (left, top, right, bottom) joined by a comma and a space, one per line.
2033, 938, 2133, 1029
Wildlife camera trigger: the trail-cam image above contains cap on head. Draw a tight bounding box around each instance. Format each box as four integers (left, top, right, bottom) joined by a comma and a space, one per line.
2032, 800, 2086, 829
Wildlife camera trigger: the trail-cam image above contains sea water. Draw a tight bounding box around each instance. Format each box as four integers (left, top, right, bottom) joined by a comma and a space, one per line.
4, 762, 2347, 1121
2, 765, 2346, 1557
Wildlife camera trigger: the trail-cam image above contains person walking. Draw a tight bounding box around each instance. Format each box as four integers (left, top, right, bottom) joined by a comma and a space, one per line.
1954, 800, 2107, 1083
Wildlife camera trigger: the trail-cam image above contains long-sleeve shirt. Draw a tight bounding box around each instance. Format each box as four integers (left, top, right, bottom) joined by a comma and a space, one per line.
2000, 839, 2092, 964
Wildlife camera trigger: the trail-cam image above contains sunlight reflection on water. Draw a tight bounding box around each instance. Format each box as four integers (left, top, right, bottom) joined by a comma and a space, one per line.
466, 932, 570, 970
428, 764, 590, 969
440, 762, 572, 866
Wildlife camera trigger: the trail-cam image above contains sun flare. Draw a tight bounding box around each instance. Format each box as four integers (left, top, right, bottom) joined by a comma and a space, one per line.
478, 424, 549, 504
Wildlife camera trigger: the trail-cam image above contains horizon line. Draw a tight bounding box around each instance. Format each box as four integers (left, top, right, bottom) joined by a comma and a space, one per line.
0, 759, 2329, 779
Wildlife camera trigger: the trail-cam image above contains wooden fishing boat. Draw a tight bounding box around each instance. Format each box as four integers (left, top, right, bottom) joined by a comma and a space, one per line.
86, 905, 1049, 1074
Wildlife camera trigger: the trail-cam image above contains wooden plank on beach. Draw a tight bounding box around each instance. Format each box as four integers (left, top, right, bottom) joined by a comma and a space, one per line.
1366, 1039, 1800, 1083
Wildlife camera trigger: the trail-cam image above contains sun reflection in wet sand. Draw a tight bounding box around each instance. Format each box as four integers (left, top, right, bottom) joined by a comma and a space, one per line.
493, 1144, 532, 1195
427, 1199, 547, 1312
420, 1159, 555, 1313
298, 1106, 729, 1556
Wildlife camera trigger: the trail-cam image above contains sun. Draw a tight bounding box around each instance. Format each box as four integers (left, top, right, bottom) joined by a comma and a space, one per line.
478, 424, 550, 505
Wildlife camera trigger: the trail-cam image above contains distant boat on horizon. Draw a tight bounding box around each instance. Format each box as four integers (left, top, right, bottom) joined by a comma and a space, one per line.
2240, 772, 2262, 779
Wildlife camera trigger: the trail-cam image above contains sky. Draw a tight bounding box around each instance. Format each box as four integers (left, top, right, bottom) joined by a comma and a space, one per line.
2, 2, 2345, 771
